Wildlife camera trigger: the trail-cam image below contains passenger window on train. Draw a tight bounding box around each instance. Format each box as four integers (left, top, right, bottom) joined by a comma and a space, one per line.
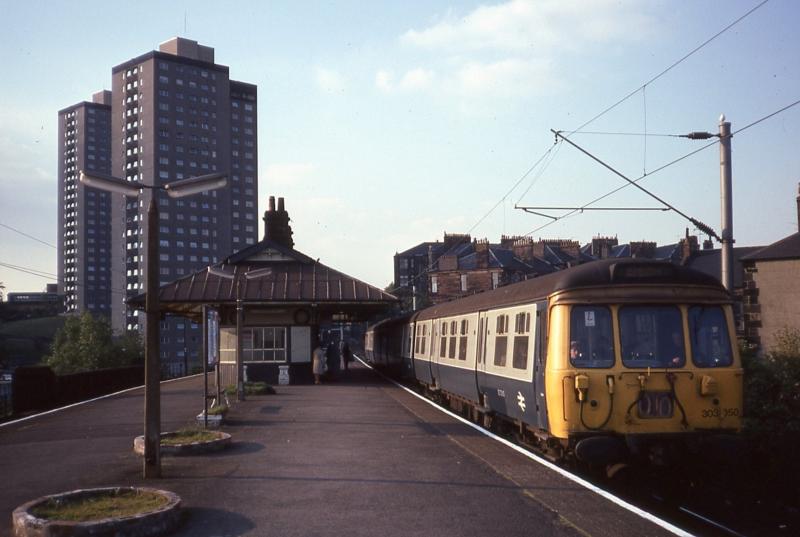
514, 312, 530, 334
456, 320, 468, 360
619, 306, 684, 368
449, 321, 457, 359
494, 335, 508, 367
512, 335, 528, 369
569, 306, 614, 368
496, 315, 508, 335
494, 314, 510, 367
439, 322, 447, 358
688, 306, 733, 367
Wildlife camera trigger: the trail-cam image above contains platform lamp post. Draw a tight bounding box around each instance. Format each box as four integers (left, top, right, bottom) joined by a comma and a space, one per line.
79, 170, 227, 478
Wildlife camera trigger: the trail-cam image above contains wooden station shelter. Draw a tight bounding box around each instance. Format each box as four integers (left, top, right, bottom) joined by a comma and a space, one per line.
130, 196, 397, 386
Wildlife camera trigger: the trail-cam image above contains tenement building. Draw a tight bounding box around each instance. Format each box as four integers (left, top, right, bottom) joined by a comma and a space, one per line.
59, 37, 258, 374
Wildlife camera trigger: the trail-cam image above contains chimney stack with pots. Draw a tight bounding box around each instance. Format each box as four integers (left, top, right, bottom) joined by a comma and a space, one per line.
263, 195, 294, 249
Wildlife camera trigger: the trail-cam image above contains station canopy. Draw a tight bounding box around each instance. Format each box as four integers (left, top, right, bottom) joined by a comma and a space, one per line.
128, 238, 397, 322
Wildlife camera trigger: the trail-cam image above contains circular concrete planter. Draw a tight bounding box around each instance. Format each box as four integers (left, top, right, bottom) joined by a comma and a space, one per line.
12, 487, 181, 537
133, 431, 232, 456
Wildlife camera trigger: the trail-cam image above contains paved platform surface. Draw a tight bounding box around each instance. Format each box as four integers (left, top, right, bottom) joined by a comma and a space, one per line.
0, 362, 678, 537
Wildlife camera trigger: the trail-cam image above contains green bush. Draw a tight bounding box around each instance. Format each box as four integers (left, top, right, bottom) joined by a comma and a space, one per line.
223, 382, 275, 396
207, 404, 228, 416
743, 329, 800, 435
740, 331, 800, 505
44, 313, 143, 374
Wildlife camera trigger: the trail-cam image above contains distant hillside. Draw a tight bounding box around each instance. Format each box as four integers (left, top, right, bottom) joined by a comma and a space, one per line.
0, 316, 65, 369
0, 316, 66, 338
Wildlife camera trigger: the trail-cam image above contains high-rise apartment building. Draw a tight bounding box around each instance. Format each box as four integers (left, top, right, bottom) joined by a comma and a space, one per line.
57, 91, 113, 315
59, 38, 258, 373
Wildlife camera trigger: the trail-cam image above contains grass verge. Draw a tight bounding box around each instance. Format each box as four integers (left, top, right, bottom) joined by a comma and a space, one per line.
224, 382, 275, 396
162, 429, 220, 446
29, 489, 169, 521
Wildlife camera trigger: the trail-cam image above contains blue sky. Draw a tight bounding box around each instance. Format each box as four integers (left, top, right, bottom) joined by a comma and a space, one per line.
1, 0, 798, 295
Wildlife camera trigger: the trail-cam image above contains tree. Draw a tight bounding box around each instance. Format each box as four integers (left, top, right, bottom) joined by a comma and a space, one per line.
46, 312, 143, 374
0, 281, 5, 302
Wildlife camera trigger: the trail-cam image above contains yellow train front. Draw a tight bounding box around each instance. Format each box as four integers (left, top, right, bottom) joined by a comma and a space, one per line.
368, 258, 743, 468
545, 259, 743, 467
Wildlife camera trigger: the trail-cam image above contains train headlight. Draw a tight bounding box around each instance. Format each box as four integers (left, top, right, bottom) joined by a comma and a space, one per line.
700, 374, 718, 396
575, 374, 590, 402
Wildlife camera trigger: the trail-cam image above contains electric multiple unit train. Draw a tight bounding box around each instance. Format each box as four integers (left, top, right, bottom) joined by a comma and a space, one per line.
365, 258, 743, 467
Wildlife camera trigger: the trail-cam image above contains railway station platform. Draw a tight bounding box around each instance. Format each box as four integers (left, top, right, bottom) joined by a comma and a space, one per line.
0, 361, 682, 537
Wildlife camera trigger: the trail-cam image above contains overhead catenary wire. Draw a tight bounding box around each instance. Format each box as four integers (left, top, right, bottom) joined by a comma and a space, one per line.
397, 93, 799, 295
0, 260, 130, 297
550, 130, 720, 239
0, 261, 57, 279
476, 0, 770, 238
515, 142, 563, 205
0, 222, 57, 249
523, 96, 800, 237
733, 96, 800, 135
568, 131, 684, 138
467, 142, 557, 234
566, 0, 771, 136
524, 137, 720, 237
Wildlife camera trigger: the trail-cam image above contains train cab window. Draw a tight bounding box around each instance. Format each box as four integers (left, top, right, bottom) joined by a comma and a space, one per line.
688, 306, 733, 368
620, 306, 685, 368
494, 314, 509, 367
440, 322, 447, 358
569, 306, 614, 368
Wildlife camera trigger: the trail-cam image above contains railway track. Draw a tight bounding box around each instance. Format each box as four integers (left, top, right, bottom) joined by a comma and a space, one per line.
582, 463, 798, 537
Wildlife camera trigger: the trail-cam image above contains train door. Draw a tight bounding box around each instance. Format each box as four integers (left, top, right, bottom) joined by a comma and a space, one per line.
533, 301, 549, 429
431, 320, 442, 387
402, 323, 414, 379
475, 311, 490, 407
413, 320, 434, 385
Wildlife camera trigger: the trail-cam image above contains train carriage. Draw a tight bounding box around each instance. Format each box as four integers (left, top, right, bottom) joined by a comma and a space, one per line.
366, 258, 743, 467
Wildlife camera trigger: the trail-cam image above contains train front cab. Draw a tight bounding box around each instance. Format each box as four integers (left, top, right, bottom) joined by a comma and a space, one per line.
545, 284, 744, 466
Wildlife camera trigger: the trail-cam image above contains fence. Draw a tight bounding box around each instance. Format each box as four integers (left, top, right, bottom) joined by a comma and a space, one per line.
11, 365, 145, 416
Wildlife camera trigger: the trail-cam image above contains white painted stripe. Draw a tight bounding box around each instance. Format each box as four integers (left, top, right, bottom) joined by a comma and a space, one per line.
0, 373, 204, 429
355, 355, 695, 537
679, 507, 746, 537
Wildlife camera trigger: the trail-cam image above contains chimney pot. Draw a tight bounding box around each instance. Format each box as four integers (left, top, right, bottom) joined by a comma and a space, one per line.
263, 194, 294, 248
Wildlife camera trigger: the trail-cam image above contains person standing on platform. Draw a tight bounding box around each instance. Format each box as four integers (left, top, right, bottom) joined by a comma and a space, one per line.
326, 340, 341, 379
312, 339, 326, 385
341, 340, 352, 372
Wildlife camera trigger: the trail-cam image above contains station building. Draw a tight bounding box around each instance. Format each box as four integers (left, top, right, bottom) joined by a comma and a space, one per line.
130, 197, 397, 385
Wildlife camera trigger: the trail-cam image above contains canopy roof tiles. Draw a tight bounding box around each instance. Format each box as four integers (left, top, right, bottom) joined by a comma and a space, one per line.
161, 261, 394, 304
128, 239, 397, 313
